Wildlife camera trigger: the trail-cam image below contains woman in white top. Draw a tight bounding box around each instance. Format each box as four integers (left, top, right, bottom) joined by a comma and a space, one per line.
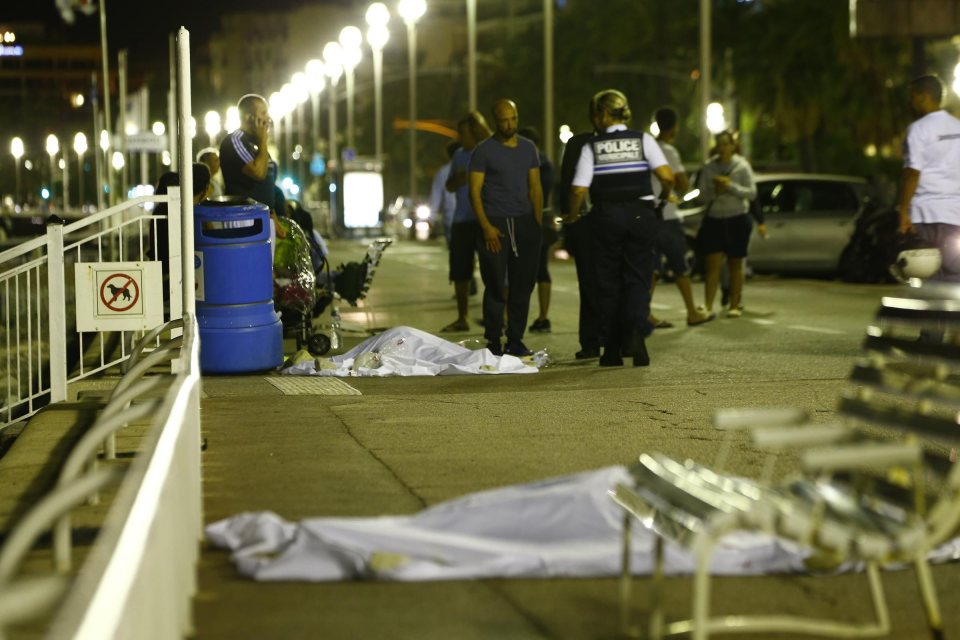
696, 130, 765, 317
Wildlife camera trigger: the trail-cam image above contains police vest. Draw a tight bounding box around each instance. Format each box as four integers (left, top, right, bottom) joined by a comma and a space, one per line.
590, 129, 654, 202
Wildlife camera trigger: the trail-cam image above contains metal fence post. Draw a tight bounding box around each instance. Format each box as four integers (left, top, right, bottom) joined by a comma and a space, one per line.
45, 216, 68, 404
167, 187, 183, 326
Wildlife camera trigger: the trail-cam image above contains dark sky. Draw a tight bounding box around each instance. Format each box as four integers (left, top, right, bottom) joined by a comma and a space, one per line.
3, 1, 348, 71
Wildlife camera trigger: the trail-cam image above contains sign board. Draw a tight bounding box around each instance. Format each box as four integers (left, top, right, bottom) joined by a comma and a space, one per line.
123, 133, 167, 152
74, 261, 163, 332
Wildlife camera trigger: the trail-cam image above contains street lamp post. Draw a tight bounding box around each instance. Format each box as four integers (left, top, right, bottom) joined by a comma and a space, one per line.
291, 71, 311, 190
281, 83, 296, 178
339, 26, 364, 152
74, 132, 88, 210
60, 155, 70, 211
46, 134, 60, 210
99, 128, 110, 205
700, 0, 712, 163
398, 0, 426, 202
467, 0, 476, 111
269, 92, 286, 175
543, 0, 555, 165
323, 42, 344, 173
366, 3, 390, 161
305, 59, 326, 198
11, 137, 24, 208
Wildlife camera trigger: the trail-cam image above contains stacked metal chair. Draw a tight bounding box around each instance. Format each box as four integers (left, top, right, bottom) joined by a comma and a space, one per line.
611, 280, 960, 639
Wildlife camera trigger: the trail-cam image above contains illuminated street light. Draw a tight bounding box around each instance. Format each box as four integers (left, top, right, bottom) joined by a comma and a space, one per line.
99, 129, 110, 153
367, 3, 390, 160
340, 26, 364, 151
706, 102, 727, 134
11, 137, 24, 207
46, 134, 60, 209
398, 0, 426, 201
111, 151, 125, 171
204, 110, 222, 147
558, 124, 573, 145
225, 106, 241, 134
152, 121, 166, 137
74, 132, 88, 209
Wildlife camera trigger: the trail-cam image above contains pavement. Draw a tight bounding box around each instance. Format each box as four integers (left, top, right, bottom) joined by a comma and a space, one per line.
3, 236, 959, 639
192, 238, 960, 640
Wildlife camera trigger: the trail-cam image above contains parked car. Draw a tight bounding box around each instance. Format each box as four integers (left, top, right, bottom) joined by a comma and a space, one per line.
679, 173, 895, 280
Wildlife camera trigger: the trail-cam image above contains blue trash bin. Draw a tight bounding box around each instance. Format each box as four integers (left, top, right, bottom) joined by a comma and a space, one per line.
195, 197, 283, 373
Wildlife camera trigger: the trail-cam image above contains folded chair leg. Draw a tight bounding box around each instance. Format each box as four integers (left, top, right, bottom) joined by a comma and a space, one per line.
692, 538, 715, 640
913, 557, 944, 640
619, 512, 636, 638
650, 535, 665, 640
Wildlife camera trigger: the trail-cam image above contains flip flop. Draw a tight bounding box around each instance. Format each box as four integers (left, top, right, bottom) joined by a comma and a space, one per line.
440, 321, 470, 333
652, 319, 675, 329
687, 312, 717, 327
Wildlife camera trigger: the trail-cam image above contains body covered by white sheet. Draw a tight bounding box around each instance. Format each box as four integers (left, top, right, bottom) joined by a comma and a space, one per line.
206, 466, 813, 582
282, 326, 538, 377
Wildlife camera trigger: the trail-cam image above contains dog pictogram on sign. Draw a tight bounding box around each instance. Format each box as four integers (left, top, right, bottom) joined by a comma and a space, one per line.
99, 273, 141, 312
75, 262, 161, 332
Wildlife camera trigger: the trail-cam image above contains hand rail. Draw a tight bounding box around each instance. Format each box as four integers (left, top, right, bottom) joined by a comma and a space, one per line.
0, 468, 121, 585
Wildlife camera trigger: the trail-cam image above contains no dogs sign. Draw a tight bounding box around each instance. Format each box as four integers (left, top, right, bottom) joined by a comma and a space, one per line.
75, 261, 163, 332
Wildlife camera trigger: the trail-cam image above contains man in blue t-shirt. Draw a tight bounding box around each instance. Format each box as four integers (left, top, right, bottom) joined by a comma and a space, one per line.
468, 99, 542, 357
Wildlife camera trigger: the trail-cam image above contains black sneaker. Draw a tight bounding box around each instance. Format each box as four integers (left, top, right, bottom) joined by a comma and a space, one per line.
599, 350, 624, 367
486, 341, 503, 356
575, 347, 600, 359
529, 318, 552, 333
504, 342, 533, 357
632, 337, 650, 367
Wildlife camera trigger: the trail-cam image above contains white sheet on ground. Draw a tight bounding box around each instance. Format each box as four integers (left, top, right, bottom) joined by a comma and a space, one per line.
207, 466, 828, 582
282, 326, 539, 377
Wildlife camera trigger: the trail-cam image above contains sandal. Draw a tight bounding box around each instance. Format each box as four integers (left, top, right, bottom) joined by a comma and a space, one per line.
687, 311, 717, 327
649, 316, 674, 329
440, 320, 470, 333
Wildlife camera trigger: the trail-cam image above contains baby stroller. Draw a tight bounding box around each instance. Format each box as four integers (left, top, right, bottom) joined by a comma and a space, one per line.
274, 213, 393, 356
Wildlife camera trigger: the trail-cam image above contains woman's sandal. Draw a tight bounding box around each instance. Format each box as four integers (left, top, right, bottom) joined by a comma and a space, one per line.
440, 320, 470, 332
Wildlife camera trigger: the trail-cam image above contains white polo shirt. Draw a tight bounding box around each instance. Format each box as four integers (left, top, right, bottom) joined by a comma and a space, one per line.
904, 109, 960, 225
571, 125, 668, 201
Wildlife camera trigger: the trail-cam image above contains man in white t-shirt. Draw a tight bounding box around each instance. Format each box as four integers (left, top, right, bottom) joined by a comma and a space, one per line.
899, 74, 960, 282
651, 107, 714, 327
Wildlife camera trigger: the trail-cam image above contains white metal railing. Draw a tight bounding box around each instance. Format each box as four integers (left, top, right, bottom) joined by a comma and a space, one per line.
0, 26, 199, 639
47, 314, 202, 640
0, 189, 183, 432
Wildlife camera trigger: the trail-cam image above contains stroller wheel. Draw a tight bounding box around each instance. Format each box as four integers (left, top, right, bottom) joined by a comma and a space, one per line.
308, 333, 332, 356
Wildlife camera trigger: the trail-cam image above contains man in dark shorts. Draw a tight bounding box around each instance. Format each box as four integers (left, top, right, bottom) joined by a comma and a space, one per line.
441, 113, 491, 332
651, 107, 714, 327
469, 99, 542, 357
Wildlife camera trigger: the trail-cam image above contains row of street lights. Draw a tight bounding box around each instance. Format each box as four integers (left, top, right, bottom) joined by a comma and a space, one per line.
8, 134, 90, 210
257, 1, 426, 207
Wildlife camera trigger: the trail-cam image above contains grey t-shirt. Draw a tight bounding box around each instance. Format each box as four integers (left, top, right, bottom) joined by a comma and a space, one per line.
469, 136, 539, 217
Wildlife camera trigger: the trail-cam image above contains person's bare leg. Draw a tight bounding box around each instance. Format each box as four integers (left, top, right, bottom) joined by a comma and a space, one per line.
728, 257, 745, 310
536, 281, 551, 321
703, 253, 725, 312
441, 281, 471, 331
675, 275, 708, 322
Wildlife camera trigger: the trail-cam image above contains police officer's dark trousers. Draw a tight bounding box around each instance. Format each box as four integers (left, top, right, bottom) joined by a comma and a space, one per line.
563, 213, 601, 352
476, 214, 542, 346
593, 201, 658, 358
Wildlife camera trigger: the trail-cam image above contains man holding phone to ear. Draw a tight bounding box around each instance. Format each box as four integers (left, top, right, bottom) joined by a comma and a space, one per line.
219, 93, 278, 212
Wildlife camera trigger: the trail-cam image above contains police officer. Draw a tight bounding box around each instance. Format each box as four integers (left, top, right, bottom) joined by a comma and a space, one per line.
568, 89, 673, 367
